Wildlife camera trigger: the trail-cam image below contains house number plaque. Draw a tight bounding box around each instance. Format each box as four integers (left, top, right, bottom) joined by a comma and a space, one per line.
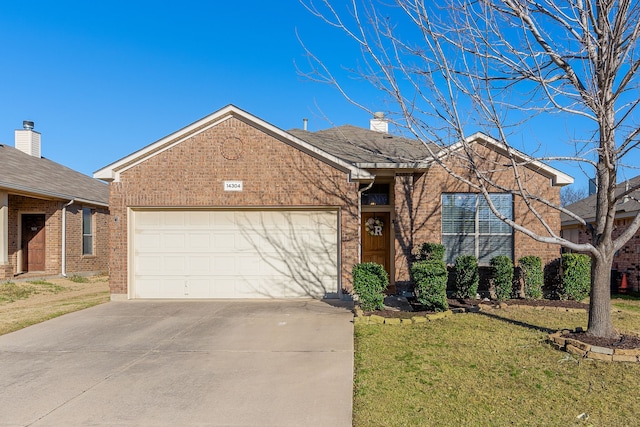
224, 181, 243, 192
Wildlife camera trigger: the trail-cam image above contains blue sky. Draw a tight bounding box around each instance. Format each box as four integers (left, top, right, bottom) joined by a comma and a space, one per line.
0, 1, 619, 191
0, 1, 374, 176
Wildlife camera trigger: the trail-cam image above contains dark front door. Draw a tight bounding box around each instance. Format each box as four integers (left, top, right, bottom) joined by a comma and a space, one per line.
362, 212, 392, 288
22, 214, 46, 272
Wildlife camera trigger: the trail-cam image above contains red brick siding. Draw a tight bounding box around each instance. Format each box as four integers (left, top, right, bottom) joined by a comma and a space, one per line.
393, 144, 562, 283
63, 205, 110, 275
1, 195, 109, 280
108, 117, 360, 296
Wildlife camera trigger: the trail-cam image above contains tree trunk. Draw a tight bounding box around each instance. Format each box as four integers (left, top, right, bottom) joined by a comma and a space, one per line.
587, 251, 619, 339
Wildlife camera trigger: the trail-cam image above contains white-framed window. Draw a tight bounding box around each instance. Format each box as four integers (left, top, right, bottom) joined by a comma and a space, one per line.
82, 207, 94, 256
441, 193, 513, 264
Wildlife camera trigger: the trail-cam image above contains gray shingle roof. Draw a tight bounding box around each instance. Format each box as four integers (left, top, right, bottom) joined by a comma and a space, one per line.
0, 144, 109, 206
562, 175, 640, 224
288, 125, 441, 165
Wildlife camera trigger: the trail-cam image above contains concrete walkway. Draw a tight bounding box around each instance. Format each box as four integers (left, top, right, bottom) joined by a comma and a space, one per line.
0, 300, 354, 426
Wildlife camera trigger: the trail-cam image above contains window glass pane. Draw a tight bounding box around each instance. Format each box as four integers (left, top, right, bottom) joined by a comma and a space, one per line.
442, 194, 476, 234
83, 236, 93, 256
361, 184, 390, 205
478, 194, 512, 234
443, 235, 476, 265
478, 235, 512, 264
82, 208, 94, 255
442, 193, 513, 265
83, 208, 92, 234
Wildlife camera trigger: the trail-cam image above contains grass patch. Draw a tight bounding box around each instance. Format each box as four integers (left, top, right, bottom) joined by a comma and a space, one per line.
27, 280, 66, 293
0, 292, 109, 335
0, 282, 36, 303
353, 307, 640, 426
612, 295, 640, 314
68, 274, 89, 283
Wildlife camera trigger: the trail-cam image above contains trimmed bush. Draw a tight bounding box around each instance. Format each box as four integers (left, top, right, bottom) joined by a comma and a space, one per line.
560, 253, 591, 301
453, 255, 479, 299
518, 256, 543, 299
491, 256, 514, 301
352, 262, 389, 311
416, 243, 445, 262
411, 260, 449, 312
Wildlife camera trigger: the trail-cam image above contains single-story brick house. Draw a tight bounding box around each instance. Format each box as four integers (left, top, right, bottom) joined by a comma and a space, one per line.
562, 175, 640, 292
0, 122, 110, 280
94, 105, 572, 300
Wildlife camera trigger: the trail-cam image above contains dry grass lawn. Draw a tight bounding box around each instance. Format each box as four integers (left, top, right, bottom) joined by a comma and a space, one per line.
354, 297, 640, 426
0, 275, 110, 335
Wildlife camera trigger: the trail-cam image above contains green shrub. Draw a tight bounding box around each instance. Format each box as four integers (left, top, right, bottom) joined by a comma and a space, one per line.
560, 253, 591, 301
518, 256, 543, 299
411, 260, 449, 312
416, 243, 445, 262
453, 255, 479, 299
352, 262, 389, 311
491, 256, 514, 301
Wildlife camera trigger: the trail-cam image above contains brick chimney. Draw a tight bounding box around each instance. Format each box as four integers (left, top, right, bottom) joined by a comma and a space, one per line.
15, 121, 41, 158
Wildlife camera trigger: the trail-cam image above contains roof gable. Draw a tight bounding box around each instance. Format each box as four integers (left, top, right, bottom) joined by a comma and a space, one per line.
562, 175, 640, 224
0, 144, 109, 206
447, 132, 574, 187
94, 105, 373, 182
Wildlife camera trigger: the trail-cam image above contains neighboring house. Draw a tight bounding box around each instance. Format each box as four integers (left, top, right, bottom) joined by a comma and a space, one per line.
0, 122, 109, 280
94, 105, 572, 300
562, 175, 640, 292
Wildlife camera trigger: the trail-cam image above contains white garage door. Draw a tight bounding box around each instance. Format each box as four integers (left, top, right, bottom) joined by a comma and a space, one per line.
131, 210, 339, 299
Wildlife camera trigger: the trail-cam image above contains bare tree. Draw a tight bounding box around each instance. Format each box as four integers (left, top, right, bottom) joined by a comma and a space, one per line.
561, 186, 588, 207
300, 0, 640, 338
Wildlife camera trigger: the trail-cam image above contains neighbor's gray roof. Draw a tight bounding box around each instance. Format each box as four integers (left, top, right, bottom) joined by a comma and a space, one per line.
288, 125, 441, 165
0, 143, 109, 206
562, 175, 640, 225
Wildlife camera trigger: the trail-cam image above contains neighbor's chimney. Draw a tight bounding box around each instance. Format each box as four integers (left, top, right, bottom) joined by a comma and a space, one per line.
15, 120, 41, 158
370, 112, 388, 133
303, 118, 308, 131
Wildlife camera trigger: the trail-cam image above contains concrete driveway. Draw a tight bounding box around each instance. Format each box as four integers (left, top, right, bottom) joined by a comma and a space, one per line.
0, 300, 354, 426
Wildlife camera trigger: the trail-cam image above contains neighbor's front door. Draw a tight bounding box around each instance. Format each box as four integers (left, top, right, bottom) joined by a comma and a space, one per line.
362, 211, 391, 283
22, 214, 46, 272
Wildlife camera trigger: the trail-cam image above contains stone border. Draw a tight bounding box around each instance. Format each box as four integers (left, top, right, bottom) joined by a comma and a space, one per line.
353, 306, 476, 325
483, 302, 587, 313
548, 330, 640, 363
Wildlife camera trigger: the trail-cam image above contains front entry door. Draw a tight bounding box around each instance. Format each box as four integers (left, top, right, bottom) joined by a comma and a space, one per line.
22, 214, 46, 272
362, 212, 392, 289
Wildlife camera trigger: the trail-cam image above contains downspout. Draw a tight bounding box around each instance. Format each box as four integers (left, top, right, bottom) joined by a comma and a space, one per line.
61, 199, 74, 277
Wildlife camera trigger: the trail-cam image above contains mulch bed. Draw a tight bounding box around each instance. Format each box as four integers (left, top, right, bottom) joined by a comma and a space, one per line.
364, 298, 589, 319
563, 331, 640, 350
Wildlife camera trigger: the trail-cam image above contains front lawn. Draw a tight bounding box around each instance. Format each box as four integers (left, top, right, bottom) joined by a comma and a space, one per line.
353, 299, 640, 426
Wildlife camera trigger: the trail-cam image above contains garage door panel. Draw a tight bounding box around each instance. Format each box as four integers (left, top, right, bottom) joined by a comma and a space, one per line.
136, 232, 161, 249
162, 234, 185, 250
132, 210, 338, 299
187, 211, 211, 227
135, 256, 161, 274
187, 233, 210, 249
213, 233, 235, 249
213, 256, 237, 274
189, 256, 211, 274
